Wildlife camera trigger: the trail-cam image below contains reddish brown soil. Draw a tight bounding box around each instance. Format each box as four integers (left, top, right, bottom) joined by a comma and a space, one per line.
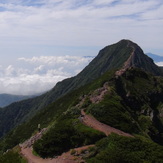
20, 145, 93, 163
90, 82, 109, 104
21, 147, 56, 163
115, 42, 135, 76
81, 110, 133, 137
20, 91, 133, 163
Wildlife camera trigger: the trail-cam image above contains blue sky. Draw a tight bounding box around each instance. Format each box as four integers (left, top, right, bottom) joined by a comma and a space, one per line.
0, 0, 162, 57
0, 0, 162, 95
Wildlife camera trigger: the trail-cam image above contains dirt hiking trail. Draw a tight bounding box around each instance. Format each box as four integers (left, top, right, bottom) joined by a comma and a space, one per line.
81, 109, 133, 137
20, 129, 93, 163
20, 109, 132, 163
20, 145, 94, 163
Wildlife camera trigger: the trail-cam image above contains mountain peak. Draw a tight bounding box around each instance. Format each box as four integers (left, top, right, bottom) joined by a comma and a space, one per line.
118, 39, 142, 52
0, 39, 162, 139
115, 39, 145, 76
118, 39, 134, 43
117, 39, 138, 47
105, 39, 162, 76
81, 39, 162, 79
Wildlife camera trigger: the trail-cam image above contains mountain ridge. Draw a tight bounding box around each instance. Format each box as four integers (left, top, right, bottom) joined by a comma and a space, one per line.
0, 94, 36, 108
1, 39, 163, 162
115, 40, 162, 76
147, 53, 163, 62
0, 39, 162, 138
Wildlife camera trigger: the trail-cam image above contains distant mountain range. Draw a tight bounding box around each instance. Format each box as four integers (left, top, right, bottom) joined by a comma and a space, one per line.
146, 53, 163, 62
0, 40, 163, 162
0, 94, 36, 108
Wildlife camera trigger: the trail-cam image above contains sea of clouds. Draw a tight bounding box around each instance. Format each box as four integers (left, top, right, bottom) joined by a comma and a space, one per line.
0, 56, 93, 95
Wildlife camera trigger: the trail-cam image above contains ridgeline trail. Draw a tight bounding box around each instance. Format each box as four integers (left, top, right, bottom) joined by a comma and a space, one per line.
20, 109, 133, 163
20, 145, 93, 163
80, 109, 133, 137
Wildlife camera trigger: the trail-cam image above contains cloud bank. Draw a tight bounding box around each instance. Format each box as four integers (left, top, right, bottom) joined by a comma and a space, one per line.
0, 56, 93, 95
156, 62, 163, 66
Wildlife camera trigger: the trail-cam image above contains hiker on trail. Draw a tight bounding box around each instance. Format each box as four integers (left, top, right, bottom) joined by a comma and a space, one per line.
38, 124, 41, 132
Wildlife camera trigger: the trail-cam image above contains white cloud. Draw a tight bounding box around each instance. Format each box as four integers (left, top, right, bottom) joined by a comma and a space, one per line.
0, 74, 65, 95
0, 0, 162, 95
93, 0, 115, 6
5, 65, 15, 76
18, 55, 93, 75
0, 0, 162, 51
156, 62, 163, 66
0, 56, 93, 95
141, 4, 163, 20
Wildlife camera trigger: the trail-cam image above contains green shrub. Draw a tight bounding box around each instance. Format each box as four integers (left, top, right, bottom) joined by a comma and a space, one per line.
88, 93, 139, 134
33, 115, 105, 158
87, 134, 163, 163
0, 151, 26, 163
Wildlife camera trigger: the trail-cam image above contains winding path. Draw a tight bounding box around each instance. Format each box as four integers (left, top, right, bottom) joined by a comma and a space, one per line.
21, 147, 56, 163
20, 109, 133, 163
20, 144, 93, 163
21, 146, 84, 163
81, 109, 133, 137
